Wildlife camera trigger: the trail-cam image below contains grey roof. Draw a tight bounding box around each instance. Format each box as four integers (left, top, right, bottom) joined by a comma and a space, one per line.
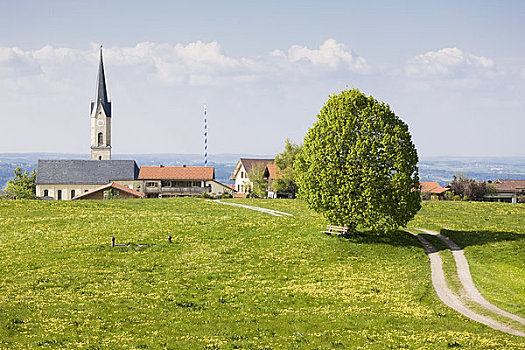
36, 160, 139, 185
90, 46, 111, 117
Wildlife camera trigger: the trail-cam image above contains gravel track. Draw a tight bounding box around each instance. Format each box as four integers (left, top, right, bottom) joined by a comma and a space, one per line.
410, 230, 524, 337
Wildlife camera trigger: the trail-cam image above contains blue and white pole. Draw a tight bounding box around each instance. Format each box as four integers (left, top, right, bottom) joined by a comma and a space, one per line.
204, 104, 208, 167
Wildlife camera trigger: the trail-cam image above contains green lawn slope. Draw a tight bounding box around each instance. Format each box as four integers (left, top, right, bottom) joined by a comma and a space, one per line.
0, 198, 523, 349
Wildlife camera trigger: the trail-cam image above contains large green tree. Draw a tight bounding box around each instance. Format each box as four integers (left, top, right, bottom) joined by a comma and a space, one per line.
295, 89, 421, 232
4, 167, 37, 200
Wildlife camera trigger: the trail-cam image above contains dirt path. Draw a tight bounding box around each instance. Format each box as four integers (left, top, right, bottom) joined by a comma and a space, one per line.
418, 228, 525, 327
212, 200, 294, 217
410, 230, 525, 337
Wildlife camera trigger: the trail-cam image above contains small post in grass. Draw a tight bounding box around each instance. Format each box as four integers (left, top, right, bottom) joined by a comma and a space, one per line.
111, 236, 115, 247
168, 235, 172, 243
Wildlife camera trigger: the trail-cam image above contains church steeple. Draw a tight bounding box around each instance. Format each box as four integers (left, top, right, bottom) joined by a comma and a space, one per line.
90, 45, 112, 161
91, 45, 111, 117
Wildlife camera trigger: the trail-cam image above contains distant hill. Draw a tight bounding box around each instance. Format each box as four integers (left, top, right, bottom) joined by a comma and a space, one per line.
418, 156, 525, 185
1, 153, 525, 189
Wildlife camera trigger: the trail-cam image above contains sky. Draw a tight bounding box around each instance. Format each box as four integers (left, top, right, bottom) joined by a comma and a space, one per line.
1, 0, 524, 158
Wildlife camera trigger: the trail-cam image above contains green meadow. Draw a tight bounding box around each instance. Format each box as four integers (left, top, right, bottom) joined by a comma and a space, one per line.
0, 199, 523, 349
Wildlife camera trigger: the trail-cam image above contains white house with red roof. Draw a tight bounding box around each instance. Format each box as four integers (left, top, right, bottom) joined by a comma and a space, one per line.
230, 158, 274, 197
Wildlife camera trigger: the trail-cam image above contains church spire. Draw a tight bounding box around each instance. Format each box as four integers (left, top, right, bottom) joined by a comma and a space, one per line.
91, 45, 111, 117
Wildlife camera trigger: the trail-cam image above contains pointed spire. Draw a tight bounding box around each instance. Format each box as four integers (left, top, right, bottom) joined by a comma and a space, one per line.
91, 45, 111, 117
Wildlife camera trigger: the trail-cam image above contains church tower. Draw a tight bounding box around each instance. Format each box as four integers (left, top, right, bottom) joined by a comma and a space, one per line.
90, 45, 112, 160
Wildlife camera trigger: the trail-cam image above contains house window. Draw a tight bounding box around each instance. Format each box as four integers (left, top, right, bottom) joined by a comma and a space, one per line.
237, 184, 240, 192
146, 182, 158, 187
240, 171, 244, 178
57, 190, 62, 200
98, 156, 102, 160
193, 181, 201, 187
71, 190, 75, 199
98, 132, 103, 146
43, 189, 48, 196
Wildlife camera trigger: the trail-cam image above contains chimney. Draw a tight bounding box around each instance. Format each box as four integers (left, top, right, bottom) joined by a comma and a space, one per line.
183, 164, 187, 168
160, 164, 164, 168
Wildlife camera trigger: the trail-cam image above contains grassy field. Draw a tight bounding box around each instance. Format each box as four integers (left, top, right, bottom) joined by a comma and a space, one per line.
0, 198, 523, 349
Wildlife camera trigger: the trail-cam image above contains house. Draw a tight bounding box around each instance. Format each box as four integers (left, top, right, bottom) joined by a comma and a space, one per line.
138, 165, 233, 198
72, 182, 144, 200
230, 158, 274, 196
35, 160, 141, 200
420, 181, 449, 200
485, 179, 525, 203
263, 163, 294, 199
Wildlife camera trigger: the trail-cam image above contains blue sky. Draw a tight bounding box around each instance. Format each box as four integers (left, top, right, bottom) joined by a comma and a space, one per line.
1, 0, 524, 157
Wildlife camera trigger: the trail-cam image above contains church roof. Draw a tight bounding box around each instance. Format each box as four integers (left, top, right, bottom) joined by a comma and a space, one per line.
138, 166, 214, 180
91, 46, 111, 117
36, 160, 139, 185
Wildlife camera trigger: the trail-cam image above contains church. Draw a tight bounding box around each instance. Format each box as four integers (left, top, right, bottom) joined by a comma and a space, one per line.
35, 46, 233, 200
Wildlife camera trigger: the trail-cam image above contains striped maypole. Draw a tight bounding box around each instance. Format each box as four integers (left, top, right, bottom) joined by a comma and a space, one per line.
204, 104, 208, 167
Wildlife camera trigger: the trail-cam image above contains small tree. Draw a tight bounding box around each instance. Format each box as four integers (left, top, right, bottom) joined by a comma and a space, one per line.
295, 89, 421, 232
449, 174, 486, 201
4, 167, 36, 199
272, 139, 303, 198
247, 162, 268, 198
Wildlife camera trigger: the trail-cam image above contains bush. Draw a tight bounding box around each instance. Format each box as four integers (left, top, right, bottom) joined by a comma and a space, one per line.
200, 192, 213, 199
443, 191, 454, 201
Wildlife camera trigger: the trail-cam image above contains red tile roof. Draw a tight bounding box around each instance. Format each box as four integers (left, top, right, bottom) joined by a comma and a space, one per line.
265, 164, 282, 179
138, 166, 214, 180
490, 179, 525, 193
420, 181, 448, 194
72, 182, 144, 200
234, 193, 246, 198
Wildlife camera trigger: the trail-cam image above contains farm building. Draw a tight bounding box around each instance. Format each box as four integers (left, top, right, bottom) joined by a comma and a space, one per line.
138, 166, 232, 198
485, 179, 525, 203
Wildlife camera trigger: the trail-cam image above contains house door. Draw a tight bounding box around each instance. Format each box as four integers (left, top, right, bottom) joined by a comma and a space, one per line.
57, 190, 62, 200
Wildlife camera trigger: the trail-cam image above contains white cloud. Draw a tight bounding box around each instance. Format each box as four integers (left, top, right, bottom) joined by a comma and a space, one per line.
269, 39, 370, 74
0, 47, 41, 78
0, 39, 370, 89
405, 47, 495, 79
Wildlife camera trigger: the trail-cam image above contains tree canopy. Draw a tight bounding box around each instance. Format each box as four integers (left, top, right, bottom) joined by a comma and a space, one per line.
295, 89, 421, 232
246, 162, 268, 198
449, 173, 486, 201
4, 167, 36, 200
272, 139, 303, 197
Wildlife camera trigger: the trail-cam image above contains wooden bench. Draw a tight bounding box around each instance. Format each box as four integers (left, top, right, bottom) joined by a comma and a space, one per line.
322, 225, 348, 236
